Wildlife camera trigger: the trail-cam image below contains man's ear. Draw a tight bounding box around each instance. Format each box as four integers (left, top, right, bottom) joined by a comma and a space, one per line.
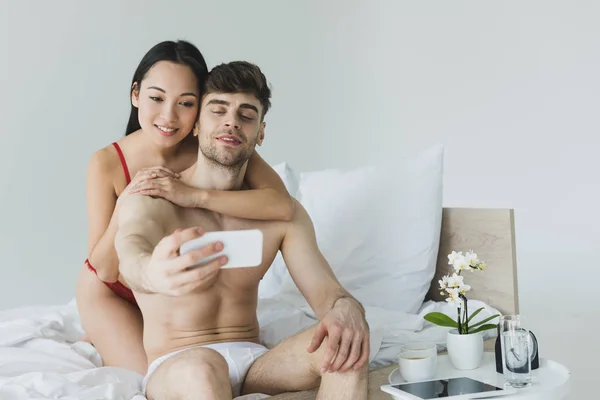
131, 82, 140, 108
193, 122, 199, 137
256, 122, 266, 146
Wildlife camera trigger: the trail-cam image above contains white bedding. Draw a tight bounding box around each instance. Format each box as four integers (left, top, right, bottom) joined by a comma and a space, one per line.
0, 299, 500, 399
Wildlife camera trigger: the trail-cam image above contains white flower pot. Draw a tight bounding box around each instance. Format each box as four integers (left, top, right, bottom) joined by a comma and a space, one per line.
446, 329, 484, 370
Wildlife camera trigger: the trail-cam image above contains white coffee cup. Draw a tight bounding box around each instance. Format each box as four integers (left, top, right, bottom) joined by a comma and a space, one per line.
398, 343, 438, 382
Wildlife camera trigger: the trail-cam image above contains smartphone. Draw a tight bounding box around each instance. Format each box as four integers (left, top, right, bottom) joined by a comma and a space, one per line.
179, 229, 264, 269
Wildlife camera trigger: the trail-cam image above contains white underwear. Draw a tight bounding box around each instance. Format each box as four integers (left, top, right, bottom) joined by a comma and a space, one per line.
143, 341, 268, 397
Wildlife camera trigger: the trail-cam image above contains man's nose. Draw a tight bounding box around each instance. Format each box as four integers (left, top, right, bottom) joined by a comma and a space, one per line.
224, 113, 241, 130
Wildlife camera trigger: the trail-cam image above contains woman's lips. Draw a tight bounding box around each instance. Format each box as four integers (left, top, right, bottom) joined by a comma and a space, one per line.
155, 125, 178, 137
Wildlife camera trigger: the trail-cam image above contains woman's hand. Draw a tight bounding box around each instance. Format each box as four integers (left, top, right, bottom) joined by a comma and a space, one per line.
128, 173, 202, 208
117, 166, 180, 208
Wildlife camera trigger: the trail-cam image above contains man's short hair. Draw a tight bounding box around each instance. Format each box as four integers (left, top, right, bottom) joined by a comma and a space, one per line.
204, 61, 271, 120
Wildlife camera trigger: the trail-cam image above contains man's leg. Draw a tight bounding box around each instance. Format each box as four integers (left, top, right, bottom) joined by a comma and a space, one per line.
145, 347, 233, 400
242, 325, 368, 400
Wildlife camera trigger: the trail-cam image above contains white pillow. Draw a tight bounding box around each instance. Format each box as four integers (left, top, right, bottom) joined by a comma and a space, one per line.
270, 162, 299, 197
258, 162, 300, 299
276, 145, 444, 314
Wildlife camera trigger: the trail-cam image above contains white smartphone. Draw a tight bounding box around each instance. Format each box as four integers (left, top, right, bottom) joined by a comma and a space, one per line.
179, 229, 264, 269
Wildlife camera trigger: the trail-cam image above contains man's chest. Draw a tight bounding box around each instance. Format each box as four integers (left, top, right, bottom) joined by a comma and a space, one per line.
167, 208, 286, 285
169, 207, 265, 233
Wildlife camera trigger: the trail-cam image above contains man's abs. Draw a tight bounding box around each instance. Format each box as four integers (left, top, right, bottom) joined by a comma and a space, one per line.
140, 282, 262, 363
138, 206, 284, 364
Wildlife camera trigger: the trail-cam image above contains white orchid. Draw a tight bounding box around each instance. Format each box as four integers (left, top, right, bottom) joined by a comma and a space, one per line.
426, 250, 499, 335
438, 275, 449, 290
447, 251, 462, 265
466, 249, 486, 271
452, 255, 469, 272
440, 273, 471, 298
450, 273, 471, 293
446, 273, 461, 288
465, 250, 478, 265
445, 288, 464, 308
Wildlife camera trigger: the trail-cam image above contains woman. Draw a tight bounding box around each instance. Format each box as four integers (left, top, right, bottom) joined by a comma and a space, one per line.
76, 40, 293, 375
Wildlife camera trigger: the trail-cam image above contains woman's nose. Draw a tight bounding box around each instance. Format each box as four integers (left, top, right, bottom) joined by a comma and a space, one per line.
161, 103, 178, 122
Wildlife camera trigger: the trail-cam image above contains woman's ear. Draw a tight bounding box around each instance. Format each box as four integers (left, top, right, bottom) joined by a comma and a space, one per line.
131, 82, 140, 108
193, 123, 199, 137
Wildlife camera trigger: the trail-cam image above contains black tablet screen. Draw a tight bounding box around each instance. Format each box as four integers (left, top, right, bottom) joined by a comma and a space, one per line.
392, 377, 504, 399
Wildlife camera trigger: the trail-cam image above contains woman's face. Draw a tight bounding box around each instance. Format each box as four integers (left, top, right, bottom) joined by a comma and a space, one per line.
132, 61, 199, 147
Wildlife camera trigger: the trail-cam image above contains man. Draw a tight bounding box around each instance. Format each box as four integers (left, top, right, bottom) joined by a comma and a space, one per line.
115, 61, 369, 400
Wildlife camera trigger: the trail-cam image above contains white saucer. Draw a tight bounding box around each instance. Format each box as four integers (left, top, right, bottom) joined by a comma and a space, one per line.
388, 366, 403, 384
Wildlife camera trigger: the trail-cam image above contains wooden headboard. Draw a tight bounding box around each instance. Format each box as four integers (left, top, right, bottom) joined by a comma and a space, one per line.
426, 208, 519, 315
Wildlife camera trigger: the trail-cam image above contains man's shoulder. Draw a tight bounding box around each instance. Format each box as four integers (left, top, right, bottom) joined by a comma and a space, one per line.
119, 194, 177, 222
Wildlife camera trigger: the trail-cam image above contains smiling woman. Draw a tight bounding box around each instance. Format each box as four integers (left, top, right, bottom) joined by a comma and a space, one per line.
141, 83, 199, 137
131, 61, 200, 145
75, 40, 295, 376
124, 42, 207, 138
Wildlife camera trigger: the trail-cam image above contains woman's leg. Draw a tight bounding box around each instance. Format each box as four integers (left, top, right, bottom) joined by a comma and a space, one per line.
76, 264, 147, 375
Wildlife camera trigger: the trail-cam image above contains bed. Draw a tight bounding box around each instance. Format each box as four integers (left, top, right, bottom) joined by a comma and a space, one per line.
0, 206, 518, 400
0, 146, 520, 399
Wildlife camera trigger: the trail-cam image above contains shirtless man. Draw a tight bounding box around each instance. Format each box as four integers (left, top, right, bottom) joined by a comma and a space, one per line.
115, 61, 369, 400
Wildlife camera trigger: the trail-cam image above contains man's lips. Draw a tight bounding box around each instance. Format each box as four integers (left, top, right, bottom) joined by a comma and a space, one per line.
216, 134, 242, 146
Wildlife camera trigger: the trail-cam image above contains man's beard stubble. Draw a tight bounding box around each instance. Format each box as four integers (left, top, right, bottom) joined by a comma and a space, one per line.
199, 132, 258, 173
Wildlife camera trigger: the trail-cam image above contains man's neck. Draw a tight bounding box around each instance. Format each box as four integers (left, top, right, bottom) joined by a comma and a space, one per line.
182, 155, 247, 191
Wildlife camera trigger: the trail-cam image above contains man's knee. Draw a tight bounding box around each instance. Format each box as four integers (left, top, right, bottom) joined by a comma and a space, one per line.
168, 348, 229, 382
147, 348, 230, 398
306, 332, 369, 379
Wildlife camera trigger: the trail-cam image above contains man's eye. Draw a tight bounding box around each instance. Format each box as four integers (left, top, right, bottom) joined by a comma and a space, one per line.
241, 115, 254, 121
212, 110, 225, 114
150, 97, 163, 102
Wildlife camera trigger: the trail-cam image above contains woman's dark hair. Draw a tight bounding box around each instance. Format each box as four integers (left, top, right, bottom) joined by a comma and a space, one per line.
125, 40, 209, 136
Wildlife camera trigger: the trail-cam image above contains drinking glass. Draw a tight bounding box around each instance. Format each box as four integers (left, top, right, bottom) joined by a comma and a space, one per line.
499, 315, 532, 388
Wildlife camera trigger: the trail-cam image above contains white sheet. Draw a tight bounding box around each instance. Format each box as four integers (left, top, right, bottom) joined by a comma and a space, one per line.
257, 297, 500, 370
0, 299, 500, 399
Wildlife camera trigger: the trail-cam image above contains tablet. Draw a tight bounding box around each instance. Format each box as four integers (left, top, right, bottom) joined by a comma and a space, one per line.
380, 377, 516, 399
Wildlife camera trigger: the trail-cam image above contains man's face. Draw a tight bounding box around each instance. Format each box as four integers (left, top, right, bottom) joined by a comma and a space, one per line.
197, 92, 265, 168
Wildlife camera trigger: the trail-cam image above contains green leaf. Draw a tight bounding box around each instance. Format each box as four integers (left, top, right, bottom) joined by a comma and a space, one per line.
468, 314, 500, 330
424, 312, 458, 328
466, 307, 485, 324
469, 324, 499, 334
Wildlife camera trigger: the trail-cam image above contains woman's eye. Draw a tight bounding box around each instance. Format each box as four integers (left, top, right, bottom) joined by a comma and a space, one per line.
181, 102, 195, 107
150, 97, 162, 102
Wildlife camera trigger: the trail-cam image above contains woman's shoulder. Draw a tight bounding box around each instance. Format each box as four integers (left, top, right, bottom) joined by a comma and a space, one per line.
87, 141, 125, 182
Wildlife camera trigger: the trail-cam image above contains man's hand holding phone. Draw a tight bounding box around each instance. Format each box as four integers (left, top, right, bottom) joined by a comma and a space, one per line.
142, 227, 227, 296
